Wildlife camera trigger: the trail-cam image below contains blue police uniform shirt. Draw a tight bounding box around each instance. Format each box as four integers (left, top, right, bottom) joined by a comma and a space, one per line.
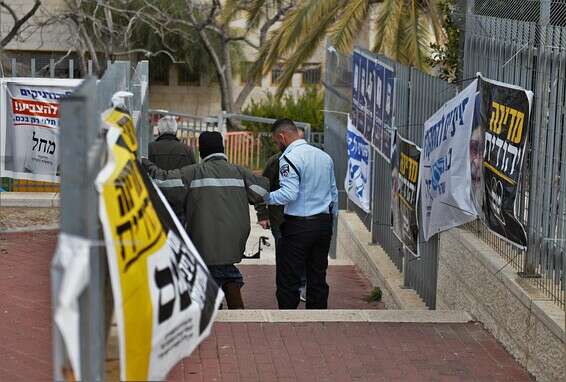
265, 139, 338, 217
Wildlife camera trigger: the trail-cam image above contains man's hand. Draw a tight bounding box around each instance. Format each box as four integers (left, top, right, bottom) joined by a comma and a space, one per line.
258, 220, 270, 229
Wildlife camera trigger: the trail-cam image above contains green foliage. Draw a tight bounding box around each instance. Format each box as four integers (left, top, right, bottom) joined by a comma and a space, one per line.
242, 87, 324, 132
366, 287, 383, 303
426, 0, 461, 82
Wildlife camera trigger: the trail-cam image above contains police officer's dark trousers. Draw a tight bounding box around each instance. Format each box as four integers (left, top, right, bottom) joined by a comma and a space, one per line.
277, 214, 332, 309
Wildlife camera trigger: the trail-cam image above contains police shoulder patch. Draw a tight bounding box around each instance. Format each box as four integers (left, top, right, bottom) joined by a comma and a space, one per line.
280, 163, 290, 177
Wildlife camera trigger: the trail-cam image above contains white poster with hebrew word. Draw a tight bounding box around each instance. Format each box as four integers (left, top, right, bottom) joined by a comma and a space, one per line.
0, 78, 81, 182
420, 80, 478, 241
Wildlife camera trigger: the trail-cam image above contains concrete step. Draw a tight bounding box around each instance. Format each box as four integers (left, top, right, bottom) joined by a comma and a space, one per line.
215, 309, 473, 323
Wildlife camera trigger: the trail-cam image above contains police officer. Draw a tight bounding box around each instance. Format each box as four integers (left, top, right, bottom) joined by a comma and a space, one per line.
264, 119, 338, 309
262, 127, 307, 302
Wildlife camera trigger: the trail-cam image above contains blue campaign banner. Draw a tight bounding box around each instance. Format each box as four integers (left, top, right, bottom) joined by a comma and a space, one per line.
382, 66, 395, 161
351, 53, 361, 129
345, 117, 371, 212
351, 50, 396, 162
364, 59, 376, 142
372, 62, 385, 154
358, 54, 368, 134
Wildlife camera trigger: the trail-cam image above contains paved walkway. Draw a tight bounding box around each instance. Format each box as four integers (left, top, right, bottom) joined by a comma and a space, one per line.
0, 229, 534, 381
168, 322, 533, 382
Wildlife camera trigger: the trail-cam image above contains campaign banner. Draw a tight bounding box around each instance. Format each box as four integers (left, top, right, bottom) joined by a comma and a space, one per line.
363, 59, 376, 142
472, 76, 533, 248
96, 107, 223, 381
345, 116, 371, 212
352, 53, 361, 129
391, 133, 420, 255
420, 80, 478, 241
370, 60, 394, 162
381, 67, 395, 161
0, 79, 81, 182
373, 62, 385, 152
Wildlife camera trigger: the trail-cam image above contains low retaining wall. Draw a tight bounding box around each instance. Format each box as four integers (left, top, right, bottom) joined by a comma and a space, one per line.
438, 228, 565, 382
337, 211, 426, 310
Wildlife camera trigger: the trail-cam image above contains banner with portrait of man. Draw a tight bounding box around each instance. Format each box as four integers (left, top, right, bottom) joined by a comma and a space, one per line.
471, 75, 533, 248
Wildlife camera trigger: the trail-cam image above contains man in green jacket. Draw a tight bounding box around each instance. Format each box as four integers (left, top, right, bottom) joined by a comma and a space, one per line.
143, 131, 269, 309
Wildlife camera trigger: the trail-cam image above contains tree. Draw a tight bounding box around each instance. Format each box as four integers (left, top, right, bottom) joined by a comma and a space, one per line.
426, 0, 461, 82
251, 0, 446, 96
0, 0, 42, 48
42, 0, 294, 117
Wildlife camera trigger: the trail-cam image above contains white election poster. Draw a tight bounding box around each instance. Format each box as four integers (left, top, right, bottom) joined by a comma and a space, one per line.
345, 116, 371, 212
420, 80, 479, 241
0, 78, 82, 182
96, 107, 223, 381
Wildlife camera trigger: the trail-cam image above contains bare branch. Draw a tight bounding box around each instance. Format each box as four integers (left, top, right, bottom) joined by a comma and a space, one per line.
1, 0, 42, 48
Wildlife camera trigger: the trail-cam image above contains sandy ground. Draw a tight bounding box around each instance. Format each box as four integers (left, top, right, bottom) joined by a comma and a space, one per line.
0, 207, 60, 230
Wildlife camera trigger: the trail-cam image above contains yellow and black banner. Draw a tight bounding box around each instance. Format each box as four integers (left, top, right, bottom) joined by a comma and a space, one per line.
391, 132, 421, 255
472, 76, 533, 248
96, 108, 222, 381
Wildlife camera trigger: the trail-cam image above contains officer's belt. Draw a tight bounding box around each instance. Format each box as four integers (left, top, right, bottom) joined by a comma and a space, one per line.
284, 213, 331, 221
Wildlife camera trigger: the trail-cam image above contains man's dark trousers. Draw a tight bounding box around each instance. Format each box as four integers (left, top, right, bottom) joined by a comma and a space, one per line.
276, 215, 333, 309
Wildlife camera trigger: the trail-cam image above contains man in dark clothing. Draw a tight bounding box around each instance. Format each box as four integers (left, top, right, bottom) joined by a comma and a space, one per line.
143, 131, 269, 309
149, 116, 196, 224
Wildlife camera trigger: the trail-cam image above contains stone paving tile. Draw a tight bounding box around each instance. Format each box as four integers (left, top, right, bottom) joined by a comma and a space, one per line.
170, 322, 534, 382
0, 230, 534, 382
0, 230, 56, 381
239, 265, 385, 310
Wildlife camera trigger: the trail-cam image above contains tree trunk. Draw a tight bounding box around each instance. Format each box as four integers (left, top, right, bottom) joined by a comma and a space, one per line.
222, 39, 236, 114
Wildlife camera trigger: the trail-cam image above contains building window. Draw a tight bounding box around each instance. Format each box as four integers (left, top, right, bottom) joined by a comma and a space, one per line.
271, 66, 284, 85
150, 56, 170, 85
302, 65, 321, 85
177, 63, 200, 86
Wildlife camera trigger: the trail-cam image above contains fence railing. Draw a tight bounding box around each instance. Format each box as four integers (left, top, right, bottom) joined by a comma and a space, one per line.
325, 46, 454, 309
464, 0, 565, 310
147, 110, 319, 172
51, 60, 150, 381
323, 0, 566, 310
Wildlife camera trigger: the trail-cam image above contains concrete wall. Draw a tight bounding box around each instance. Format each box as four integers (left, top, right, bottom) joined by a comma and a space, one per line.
336, 211, 427, 311
438, 228, 565, 382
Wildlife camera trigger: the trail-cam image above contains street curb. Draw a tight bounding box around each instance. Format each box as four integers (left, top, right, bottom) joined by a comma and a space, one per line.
215, 309, 473, 323
0, 224, 60, 233
0, 192, 60, 207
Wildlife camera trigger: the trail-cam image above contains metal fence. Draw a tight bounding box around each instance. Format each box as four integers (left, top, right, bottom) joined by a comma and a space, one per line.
323, 0, 566, 310
324, 46, 458, 308
464, 0, 565, 309
147, 110, 317, 172
51, 60, 149, 381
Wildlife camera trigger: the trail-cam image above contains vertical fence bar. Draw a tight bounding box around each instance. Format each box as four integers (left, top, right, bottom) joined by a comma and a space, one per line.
56, 77, 105, 381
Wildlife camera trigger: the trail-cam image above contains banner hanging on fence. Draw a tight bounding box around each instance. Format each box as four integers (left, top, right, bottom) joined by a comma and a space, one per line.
472, 75, 533, 248
420, 80, 478, 241
391, 132, 420, 255
0, 78, 82, 182
96, 107, 223, 381
345, 116, 371, 212
351, 50, 395, 162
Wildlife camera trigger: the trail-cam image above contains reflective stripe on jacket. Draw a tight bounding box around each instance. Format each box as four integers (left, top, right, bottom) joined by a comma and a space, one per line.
143, 153, 269, 266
